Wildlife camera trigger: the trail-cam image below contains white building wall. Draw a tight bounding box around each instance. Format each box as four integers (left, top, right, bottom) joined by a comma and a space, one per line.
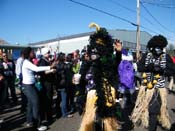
59, 36, 89, 53
46, 41, 59, 53
33, 36, 90, 54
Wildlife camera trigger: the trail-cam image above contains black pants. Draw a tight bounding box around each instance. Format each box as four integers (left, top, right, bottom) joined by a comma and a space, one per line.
39, 81, 53, 121
149, 114, 158, 131
149, 90, 161, 131
4, 77, 17, 103
67, 84, 75, 113
0, 80, 6, 105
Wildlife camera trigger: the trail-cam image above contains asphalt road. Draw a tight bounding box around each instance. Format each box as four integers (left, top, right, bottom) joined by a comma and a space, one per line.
0, 89, 175, 131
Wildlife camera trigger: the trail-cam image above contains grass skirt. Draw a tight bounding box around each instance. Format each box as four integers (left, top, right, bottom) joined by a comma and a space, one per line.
131, 86, 171, 129
79, 88, 120, 131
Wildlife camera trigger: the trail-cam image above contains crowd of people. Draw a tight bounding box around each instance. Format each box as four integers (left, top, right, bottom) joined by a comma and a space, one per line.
0, 47, 83, 130
0, 25, 175, 131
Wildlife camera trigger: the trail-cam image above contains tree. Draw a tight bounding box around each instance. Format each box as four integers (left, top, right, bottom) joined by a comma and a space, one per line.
167, 43, 175, 56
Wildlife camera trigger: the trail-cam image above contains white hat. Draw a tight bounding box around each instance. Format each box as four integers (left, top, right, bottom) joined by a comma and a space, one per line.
41, 47, 50, 55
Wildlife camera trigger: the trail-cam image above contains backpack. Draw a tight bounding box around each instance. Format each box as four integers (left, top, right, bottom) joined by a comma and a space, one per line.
118, 60, 135, 89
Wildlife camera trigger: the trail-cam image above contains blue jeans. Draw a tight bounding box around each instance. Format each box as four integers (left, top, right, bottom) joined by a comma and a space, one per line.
22, 84, 40, 125
57, 88, 67, 117
19, 78, 27, 112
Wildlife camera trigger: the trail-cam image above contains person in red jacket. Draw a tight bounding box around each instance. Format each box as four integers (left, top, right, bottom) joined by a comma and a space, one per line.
172, 57, 175, 63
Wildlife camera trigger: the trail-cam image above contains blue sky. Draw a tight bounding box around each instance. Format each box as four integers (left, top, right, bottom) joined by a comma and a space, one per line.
0, 0, 175, 44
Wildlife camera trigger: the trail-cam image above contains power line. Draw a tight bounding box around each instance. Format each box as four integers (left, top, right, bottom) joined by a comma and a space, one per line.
68, 0, 173, 41
141, 1, 175, 8
108, 0, 164, 34
140, 25, 159, 34
140, 1, 175, 33
107, 0, 136, 13
68, 0, 158, 34
106, 0, 167, 35
68, 0, 136, 26
107, 0, 155, 26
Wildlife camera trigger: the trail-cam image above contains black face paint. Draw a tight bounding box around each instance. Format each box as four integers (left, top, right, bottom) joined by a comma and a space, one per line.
152, 47, 163, 56
148, 47, 153, 52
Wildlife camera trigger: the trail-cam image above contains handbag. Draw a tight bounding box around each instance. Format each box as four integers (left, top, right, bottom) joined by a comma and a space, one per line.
35, 75, 42, 91
72, 73, 81, 85
72, 62, 82, 85
35, 81, 42, 91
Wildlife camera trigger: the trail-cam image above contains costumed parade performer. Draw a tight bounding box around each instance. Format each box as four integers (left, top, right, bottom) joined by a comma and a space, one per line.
79, 23, 120, 131
131, 35, 175, 131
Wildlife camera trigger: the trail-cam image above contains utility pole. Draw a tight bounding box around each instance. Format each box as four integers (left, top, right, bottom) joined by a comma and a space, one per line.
136, 0, 140, 61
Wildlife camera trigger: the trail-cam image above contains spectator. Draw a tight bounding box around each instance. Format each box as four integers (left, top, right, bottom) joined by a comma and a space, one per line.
65, 54, 74, 114
172, 49, 175, 64
0, 59, 5, 107
32, 52, 39, 66
73, 49, 80, 60
38, 47, 56, 123
114, 39, 135, 108
55, 53, 72, 118
168, 50, 175, 91
15, 50, 27, 113
2, 52, 17, 105
76, 51, 91, 115
72, 57, 81, 114
22, 47, 54, 131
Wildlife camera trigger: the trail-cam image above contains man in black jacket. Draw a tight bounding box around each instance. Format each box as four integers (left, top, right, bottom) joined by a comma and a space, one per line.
55, 53, 72, 118
2, 52, 17, 105
76, 51, 91, 115
0, 59, 5, 106
38, 48, 56, 122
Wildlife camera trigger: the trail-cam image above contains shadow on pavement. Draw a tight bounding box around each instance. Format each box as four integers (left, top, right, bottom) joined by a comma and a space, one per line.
170, 123, 175, 131
171, 108, 175, 113
18, 127, 38, 131
0, 113, 26, 131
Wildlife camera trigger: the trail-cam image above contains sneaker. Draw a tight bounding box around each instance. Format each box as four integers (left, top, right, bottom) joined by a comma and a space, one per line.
119, 98, 123, 101
67, 114, 73, 118
116, 99, 120, 103
0, 119, 4, 123
135, 86, 139, 90
37, 125, 47, 131
26, 123, 33, 127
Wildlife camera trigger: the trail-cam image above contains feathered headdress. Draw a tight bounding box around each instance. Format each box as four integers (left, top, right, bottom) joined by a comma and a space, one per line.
88, 22, 114, 57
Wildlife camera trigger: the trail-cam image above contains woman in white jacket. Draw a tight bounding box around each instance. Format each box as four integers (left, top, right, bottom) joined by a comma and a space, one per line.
22, 47, 55, 131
